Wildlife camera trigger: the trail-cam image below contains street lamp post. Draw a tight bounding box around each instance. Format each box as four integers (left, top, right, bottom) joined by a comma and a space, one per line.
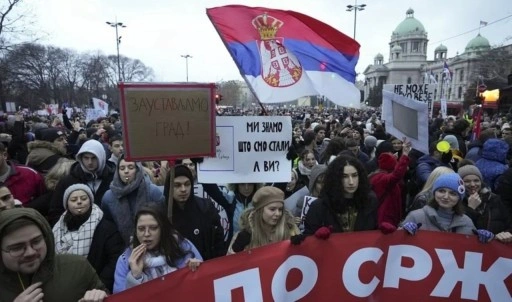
181, 54, 192, 82
106, 20, 126, 82
346, 1, 366, 40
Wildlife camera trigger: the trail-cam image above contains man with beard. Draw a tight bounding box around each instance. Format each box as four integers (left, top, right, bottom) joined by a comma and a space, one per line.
0, 208, 107, 301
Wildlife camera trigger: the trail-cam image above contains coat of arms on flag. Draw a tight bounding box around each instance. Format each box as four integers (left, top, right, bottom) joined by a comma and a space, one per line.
253, 13, 303, 87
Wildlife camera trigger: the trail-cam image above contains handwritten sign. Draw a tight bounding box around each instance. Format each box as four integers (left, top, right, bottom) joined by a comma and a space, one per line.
198, 116, 292, 183
119, 83, 216, 161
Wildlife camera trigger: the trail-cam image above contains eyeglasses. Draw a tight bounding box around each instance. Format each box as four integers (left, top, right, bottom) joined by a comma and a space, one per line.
1, 235, 45, 258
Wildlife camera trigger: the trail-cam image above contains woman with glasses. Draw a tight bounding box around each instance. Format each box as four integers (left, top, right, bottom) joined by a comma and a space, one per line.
113, 205, 202, 293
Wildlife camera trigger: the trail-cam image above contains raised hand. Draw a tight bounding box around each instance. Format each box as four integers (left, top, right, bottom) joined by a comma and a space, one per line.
128, 244, 147, 279
13, 282, 44, 302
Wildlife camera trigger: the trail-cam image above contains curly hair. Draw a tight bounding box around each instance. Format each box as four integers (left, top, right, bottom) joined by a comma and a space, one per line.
321, 155, 370, 213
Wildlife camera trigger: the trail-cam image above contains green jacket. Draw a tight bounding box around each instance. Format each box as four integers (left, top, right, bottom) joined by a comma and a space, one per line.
0, 208, 106, 302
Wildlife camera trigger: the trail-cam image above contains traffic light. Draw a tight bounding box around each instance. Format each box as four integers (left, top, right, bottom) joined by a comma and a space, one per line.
215, 94, 223, 105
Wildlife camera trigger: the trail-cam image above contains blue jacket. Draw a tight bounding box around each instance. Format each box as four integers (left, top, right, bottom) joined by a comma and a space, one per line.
415, 155, 448, 187
222, 190, 253, 235
113, 238, 201, 294
475, 139, 509, 191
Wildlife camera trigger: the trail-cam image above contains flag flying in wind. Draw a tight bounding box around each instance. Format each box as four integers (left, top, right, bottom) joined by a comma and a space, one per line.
429, 70, 437, 84
443, 61, 452, 82
206, 5, 361, 108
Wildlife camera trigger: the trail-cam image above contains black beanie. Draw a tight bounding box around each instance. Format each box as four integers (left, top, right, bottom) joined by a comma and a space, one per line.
376, 141, 394, 158
174, 164, 194, 183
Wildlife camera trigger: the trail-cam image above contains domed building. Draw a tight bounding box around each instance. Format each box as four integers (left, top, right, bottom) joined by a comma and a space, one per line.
363, 8, 511, 112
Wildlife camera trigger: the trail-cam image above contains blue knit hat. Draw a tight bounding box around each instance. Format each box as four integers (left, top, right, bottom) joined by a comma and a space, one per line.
432, 173, 465, 200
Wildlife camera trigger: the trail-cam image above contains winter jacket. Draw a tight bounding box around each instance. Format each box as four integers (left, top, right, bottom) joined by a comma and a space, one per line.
415, 155, 449, 187
113, 238, 201, 294
222, 190, 254, 235
304, 192, 379, 235
4, 161, 46, 205
496, 167, 512, 216
370, 154, 409, 227
48, 140, 116, 225
0, 208, 106, 302
403, 205, 474, 235
475, 139, 509, 191
465, 141, 483, 163
26, 140, 67, 174
463, 188, 511, 234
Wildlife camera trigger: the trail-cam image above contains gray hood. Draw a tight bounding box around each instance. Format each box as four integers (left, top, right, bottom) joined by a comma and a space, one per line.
76, 139, 106, 176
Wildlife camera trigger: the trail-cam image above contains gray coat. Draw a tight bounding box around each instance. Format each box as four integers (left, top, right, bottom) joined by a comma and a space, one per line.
403, 205, 475, 235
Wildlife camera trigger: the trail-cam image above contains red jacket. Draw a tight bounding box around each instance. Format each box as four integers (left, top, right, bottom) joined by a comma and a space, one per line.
370, 154, 409, 227
5, 162, 46, 205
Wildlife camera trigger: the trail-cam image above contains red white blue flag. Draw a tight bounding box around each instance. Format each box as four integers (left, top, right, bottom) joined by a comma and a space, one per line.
207, 5, 361, 108
443, 61, 452, 82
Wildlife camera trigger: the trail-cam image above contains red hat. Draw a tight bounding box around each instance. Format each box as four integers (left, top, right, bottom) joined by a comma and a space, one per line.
378, 153, 397, 172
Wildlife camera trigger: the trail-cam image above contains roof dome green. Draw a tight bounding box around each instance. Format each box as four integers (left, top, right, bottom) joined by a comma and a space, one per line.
435, 44, 447, 52
393, 8, 425, 35
465, 34, 491, 52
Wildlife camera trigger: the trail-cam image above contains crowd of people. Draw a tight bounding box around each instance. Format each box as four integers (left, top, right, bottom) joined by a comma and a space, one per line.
0, 105, 511, 300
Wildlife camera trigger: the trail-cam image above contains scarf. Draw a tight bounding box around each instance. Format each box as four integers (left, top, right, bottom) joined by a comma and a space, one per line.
109, 162, 149, 244
142, 252, 177, 281
298, 161, 315, 176
53, 204, 103, 257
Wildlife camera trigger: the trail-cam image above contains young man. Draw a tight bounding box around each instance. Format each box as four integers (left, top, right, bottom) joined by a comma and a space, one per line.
0, 208, 108, 301
108, 135, 124, 166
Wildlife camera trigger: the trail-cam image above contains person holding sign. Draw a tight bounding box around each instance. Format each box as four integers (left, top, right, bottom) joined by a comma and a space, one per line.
113, 205, 202, 293
304, 155, 379, 235
228, 187, 299, 254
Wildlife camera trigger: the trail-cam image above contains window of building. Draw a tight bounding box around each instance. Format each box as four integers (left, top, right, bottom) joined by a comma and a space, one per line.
407, 77, 412, 84
458, 87, 463, 99
400, 42, 407, 53
412, 41, 420, 53
434, 89, 437, 99
435, 74, 439, 82
448, 88, 452, 99
459, 69, 464, 82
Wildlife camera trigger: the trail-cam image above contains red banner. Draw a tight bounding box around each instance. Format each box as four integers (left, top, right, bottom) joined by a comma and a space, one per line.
107, 231, 512, 302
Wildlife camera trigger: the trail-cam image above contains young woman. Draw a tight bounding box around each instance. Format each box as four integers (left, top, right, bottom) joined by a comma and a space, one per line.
458, 165, 512, 243
113, 205, 202, 293
102, 156, 165, 245
295, 149, 317, 189
222, 182, 263, 240
228, 186, 299, 253
304, 155, 379, 234
402, 173, 494, 243
407, 166, 454, 214
52, 184, 124, 291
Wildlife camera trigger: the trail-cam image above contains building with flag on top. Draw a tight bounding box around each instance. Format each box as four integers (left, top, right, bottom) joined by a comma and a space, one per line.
363, 8, 512, 114
207, 5, 362, 109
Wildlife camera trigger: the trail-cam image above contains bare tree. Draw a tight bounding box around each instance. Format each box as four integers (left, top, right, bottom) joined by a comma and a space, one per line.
0, 0, 38, 51
218, 80, 242, 106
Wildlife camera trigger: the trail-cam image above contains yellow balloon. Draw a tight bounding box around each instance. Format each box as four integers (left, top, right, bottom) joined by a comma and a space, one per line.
437, 141, 451, 153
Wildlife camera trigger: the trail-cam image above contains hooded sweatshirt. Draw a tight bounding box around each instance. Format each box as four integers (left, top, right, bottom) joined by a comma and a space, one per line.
0, 208, 106, 302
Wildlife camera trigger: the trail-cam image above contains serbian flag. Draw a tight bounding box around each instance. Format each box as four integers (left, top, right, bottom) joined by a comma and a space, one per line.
207, 5, 361, 108
443, 61, 452, 82
91, 97, 109, 116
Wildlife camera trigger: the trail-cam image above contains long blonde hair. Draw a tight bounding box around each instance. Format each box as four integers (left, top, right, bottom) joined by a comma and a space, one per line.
418, 166, 454, 195
45, 158, 76, 190
239, 206, 298, 249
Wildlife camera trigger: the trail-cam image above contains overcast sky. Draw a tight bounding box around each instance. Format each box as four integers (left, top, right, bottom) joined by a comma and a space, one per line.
25, 0, 512, 83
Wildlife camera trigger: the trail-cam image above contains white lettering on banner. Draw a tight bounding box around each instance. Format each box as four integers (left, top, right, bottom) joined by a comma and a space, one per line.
271, 255, 318, 301
383, 245, 432, 288
300, 196, 317, 229
342, 247, 383, 297
431, 249, 512, 301
213, 268, 263, 302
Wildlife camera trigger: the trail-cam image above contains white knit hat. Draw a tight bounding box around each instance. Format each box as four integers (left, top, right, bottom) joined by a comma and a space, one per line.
63, 184, 94, 209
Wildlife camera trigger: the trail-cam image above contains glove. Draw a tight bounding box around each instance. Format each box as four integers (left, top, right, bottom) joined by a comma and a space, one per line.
231, 231, 252, 252
403, 222, 422, 235
314, 226, 332, 240
379, 222, 397, 234
286, 144, 298, 161
472, 229, 494, 243
290, 234, 306, 245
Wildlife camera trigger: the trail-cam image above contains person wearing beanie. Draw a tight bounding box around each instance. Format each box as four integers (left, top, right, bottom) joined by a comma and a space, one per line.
48, 139, 117, 226
163, 164, 226, 260
402, 173, 495, 243
364, 135, 378, 159
365, 140, 394, 174
228, 186, 299, 253
458, 165, 512, 243
101, 155, 164, 246
369, 138, 412, 233
52, 183, 124, 291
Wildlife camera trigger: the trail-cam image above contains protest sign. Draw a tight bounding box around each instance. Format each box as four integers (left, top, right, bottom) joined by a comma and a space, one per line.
107, 231, 512, 302
85, 108, 106, 122
119, 83, 216, 161
300, 196, 317, 229
383, 83, 433, 119
382, 90, 429, 154
198, 116, 292, 183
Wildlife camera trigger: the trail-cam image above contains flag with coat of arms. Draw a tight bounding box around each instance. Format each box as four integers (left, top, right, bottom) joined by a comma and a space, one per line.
207, 5, 361, 108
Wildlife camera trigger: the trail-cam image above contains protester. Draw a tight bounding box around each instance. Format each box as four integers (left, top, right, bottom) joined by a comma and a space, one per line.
401, 173, 494, 243
304, 155, 378, 234
475, 138, 509, 192
53, 184, 124, 291
295, 149, 317, 189
0, 208, 108, 301
0, 183, 22, 212
407, 166, 454, 214
102, 156, 164, 245
228, 186, 299, 253
221, 182, 263, 238
113, 205, 202, 293
26, 128, 69, 175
